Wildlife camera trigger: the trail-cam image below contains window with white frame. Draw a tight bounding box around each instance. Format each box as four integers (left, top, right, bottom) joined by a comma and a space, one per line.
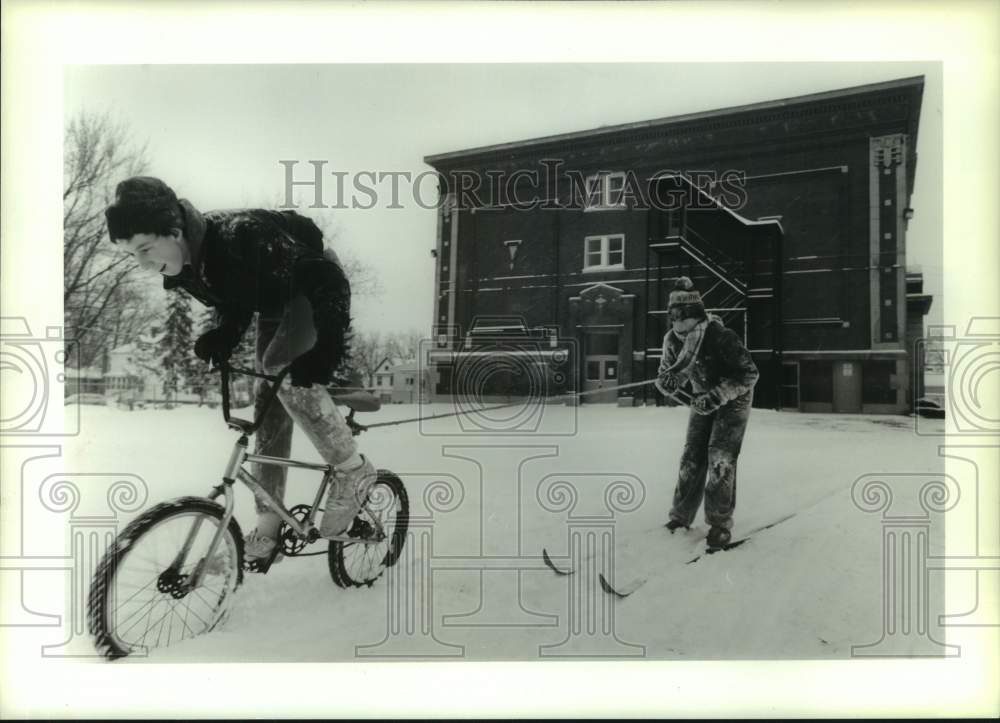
583, 234, 625, 271
585, 172, 627, 210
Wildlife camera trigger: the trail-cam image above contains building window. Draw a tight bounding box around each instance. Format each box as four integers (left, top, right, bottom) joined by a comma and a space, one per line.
863, 360, 897, 404
585, 172, 626, 210
781, 361, 800, 409
389, 375, 394, 386
799, 361, 833, 403
583, 234, 625, 271
376, 377, 382, 386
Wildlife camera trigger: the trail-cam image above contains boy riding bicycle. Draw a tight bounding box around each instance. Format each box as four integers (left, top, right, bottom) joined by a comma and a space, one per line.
105, 176, 376, 570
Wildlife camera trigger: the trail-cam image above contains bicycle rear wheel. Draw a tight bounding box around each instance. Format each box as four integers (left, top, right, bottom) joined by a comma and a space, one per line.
328, 470, 409, 588
87, 497, 244, 659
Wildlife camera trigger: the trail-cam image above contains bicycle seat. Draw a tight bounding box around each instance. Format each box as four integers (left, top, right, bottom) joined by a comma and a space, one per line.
330, 390, 381, 413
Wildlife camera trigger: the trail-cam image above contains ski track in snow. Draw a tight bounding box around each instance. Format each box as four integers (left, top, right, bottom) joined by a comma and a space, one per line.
65, 402, 946, 661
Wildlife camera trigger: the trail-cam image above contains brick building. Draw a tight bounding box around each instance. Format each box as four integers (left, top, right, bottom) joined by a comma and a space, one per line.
424, 76, 932, 413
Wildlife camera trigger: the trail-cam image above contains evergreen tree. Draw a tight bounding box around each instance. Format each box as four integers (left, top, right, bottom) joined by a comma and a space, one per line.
200, 309, 257, 407
229, 315, 257, 372
159, 291, 195, 405
188, 308, 218, 405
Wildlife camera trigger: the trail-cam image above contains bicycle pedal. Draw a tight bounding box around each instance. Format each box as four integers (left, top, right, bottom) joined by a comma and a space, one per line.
243, 551, 284, 574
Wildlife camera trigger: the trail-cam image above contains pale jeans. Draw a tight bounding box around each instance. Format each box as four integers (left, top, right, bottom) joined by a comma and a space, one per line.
252, 293, 357, 514
667, 390, 752, 531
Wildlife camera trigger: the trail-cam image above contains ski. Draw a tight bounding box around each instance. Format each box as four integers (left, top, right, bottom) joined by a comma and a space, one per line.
541, 547, 593, 576
542, 548, 648, 597
685, 512, 797, 565
598, 573, 646, 598
541, 518, 704, 577
544, 514, 796, 596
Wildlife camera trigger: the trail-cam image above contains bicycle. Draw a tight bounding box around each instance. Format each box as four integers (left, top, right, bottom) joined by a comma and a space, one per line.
87, 362, 409, 660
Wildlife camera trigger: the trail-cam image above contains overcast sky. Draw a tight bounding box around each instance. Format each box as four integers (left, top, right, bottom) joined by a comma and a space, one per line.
65, 62, 943, 334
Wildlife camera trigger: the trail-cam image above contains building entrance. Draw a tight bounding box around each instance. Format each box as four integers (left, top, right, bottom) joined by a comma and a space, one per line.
583, 331, 620, 403
833, 361, 862, 413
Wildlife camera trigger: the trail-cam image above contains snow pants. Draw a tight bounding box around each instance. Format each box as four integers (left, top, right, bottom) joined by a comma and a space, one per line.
668, 390, 752, 531
252, 293, 357, 514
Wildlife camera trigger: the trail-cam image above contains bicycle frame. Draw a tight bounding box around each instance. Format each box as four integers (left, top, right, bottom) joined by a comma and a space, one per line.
175, 363, 387, 590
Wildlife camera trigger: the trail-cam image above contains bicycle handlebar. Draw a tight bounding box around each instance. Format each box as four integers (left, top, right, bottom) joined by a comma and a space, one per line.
218, 362, 291, 436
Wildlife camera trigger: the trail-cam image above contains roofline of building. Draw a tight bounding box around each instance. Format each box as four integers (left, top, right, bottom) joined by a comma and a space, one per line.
424, 76, 925, 166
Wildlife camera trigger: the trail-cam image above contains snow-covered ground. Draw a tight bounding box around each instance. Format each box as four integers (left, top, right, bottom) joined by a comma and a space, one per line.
63, 400, 946, 661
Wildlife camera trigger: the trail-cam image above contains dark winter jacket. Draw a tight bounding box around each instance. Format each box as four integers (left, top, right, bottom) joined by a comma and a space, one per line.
661, 318, 759, 403
164, 207, 351, 368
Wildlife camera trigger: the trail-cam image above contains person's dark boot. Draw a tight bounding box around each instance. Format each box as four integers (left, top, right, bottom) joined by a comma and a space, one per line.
706, 526, 732, 549
665, 519, 690, 534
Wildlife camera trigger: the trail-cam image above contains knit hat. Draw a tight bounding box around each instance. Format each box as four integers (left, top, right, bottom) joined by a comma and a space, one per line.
667, 276, 707, 318
105, 176, 185, 243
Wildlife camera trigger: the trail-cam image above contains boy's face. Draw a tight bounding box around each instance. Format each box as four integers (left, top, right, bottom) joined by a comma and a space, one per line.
669, 309, 700, 336
119, 231, 186, 276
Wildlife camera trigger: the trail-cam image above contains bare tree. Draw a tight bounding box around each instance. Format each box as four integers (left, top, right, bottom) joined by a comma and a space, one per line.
384, 329, 425, 364
63, 111, 152, 368
336, 248, 383, 300
254, 195, 383, 300
349, 330, 389, 387
307, 212, 382, 300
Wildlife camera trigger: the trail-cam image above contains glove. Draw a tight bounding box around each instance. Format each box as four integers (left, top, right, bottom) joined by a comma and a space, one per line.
692, 388, 726, 416
654, 372, 680, 398
288, 345, 335, 388
194, 325, 243, 365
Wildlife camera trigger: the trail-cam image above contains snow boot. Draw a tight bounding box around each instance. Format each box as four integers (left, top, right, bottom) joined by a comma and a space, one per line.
706, 526, 732, 549
320, 455, 378, 538
665, 519, 690, 534
242, 529, 283, 573
204, 529, 281, 575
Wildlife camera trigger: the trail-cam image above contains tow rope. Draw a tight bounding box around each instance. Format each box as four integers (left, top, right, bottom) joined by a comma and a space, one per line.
361, 378, 693, 431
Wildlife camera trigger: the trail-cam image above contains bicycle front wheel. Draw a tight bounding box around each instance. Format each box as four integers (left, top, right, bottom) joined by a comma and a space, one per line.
328, 470, 409, 588
87, 497, 244, 660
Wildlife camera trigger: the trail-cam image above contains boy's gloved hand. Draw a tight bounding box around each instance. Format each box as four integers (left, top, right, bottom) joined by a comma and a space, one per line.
654, 371, 680, 397
194, 325, 243, 365
289, 345, 334, 388
692, 388, 726, 416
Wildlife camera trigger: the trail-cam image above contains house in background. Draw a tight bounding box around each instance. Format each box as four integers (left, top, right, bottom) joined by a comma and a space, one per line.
63, 365, 105, 398
104, 339, 163, 404
373, 359, 430, 404
423, 76, 933, 414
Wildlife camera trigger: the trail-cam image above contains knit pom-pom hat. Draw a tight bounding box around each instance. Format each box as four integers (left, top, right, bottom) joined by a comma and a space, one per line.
667, 276, 707, 318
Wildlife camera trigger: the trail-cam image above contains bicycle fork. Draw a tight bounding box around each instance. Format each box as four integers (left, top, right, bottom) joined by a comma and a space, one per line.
173, 436, 247, 590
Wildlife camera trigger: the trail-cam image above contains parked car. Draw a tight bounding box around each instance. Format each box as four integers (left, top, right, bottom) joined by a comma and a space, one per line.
914, 397, 945, 419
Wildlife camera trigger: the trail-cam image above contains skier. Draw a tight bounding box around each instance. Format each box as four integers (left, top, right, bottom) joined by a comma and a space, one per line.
105, 176, 377, 570
655, 277, 759, 549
